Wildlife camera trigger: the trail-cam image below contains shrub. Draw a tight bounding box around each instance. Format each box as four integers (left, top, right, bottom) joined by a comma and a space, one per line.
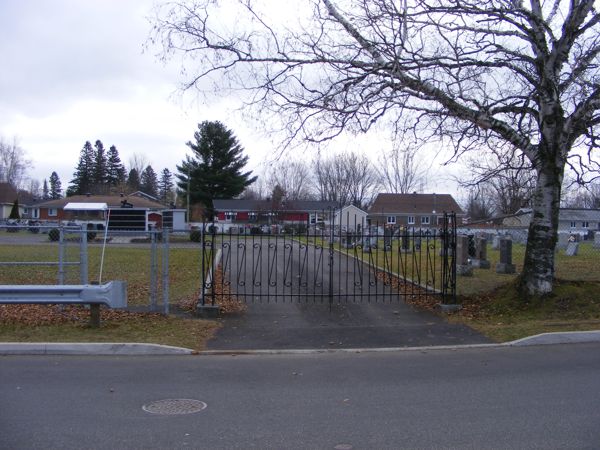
48, 228, 60, 241
86, 224, 97, 241
190, 230, 202, 242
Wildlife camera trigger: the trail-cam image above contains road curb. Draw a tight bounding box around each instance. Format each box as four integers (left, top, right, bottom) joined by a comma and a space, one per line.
1, 330, 599, 356
0, 342, 194, 355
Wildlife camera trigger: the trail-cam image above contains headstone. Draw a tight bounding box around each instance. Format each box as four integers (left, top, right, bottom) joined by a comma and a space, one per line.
471, 237, 491, 269
565, 241, 579, 256
595, 232, 600, 249
383, 228, 393, 250
400, 229, 411, 253
456, 235, 473, 276
557, 233, 570, 251
414, 236, 422, 251
496, 238, 516, 274
467, 234, 476, 257
342, 232, 354, 249
492, 234, 500, 250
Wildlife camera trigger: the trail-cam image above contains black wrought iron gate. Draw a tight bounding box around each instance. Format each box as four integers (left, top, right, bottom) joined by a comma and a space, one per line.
199, 212, 457, 307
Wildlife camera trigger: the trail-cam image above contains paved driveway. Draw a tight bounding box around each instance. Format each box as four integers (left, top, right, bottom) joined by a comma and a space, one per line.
206, 238, 489, 350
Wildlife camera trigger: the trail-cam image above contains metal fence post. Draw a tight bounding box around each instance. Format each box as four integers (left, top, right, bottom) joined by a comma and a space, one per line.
150, 231, 157, 311
162, 229, 169, 315
329, 208, 335, 307
58, 226, 65, 285
80, 226, 88, 285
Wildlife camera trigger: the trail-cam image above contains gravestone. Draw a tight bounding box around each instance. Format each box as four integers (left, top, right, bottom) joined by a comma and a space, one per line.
400, 229, 411, 253
383, 228, 393, 250
456, 235, 473, 276
595, 232, 600, 249
496, 238, 516, 274
492, 234, 501, 250
557, 233, 570, 251
565, 241, 579, 256
414, 236, 422, 251
342, 232, 354, 249
471, 237, 491, 269
467, 234, 476, 257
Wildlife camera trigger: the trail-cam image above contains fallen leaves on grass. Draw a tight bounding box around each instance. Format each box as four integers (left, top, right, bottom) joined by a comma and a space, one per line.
0, 304, 161, 326
177, 267, 246, 315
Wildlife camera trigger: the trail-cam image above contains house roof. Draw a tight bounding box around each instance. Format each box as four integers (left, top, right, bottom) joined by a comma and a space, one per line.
513, 208, 600, 222
36, 194, 166, 210
368, 193, 464, 215
213, 199, 339, 212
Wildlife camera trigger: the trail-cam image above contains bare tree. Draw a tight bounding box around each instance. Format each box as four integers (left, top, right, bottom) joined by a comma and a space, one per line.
266, 159, 313, 201
377, 144, 427, 194
313, 151, 377, 208
0, 136, 31, 189
152, 1, 600, 295
463, 146, 537, 215
463, 186, 495, 222
128, 153, 149, 179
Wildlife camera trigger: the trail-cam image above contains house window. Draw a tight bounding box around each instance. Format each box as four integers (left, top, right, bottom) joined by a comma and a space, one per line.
48, 208, 57, 217
387, 216, 396, 225
32, 208, 40, 219
310, 213, 324, 224
407, 216, 415, 225
225, 212, 236, 222
582, 221, 589, 229
421, 216, 430, 225
570, 221, 577, 228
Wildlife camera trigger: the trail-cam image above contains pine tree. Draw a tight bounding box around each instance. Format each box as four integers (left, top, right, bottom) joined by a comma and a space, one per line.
176, 121, 257, 218
49, 171, 62, 199
158, 168, 174, 204
127, 168, 140, 192
42, 179, 49, 200
106, 145, 127, 187
92, 140, 108, 192
9, 199, 20, 219
67, 141, 94, 196
140, 166, 159, 198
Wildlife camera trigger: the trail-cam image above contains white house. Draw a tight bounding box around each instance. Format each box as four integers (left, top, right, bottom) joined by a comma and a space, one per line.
334, 205, 368, 231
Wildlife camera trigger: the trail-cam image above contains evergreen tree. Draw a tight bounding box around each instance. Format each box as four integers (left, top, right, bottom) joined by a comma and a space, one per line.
42, 179, 49, 200
49, 171, 62, 199
127, 168, 141, 192
106, 145, 127, 186
9, 199, 20, 219
176, 121, 257, 218
140, 166, 159, 197
158, 168, 174, 204
92, 140, 108, 191
67, 141, 94, 196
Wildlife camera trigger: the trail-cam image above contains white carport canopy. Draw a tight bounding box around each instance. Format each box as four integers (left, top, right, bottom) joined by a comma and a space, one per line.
64, 202, 108, 211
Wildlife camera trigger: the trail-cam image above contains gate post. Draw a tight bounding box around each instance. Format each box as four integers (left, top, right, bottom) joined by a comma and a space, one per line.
79, 226, 88, 285
150, 231, 157, 311
162, 229, 170, 315
58, 227, 65, 285
196, 221, 220, 318
328, 208, 335, 307
440, 212, 460, 312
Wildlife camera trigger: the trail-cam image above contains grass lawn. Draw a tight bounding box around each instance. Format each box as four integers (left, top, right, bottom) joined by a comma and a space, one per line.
0, 306, 220, 351
0, 241, 220, 350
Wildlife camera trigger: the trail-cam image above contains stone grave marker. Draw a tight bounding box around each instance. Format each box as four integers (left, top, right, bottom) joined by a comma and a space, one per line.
496, 238, 516, 274
565, 241, 579, 256
471, 237, 491, 269
595, 232, 600, 249
400, 229, 411, 253
492, 234, 500, 250
456, 235, 473, 276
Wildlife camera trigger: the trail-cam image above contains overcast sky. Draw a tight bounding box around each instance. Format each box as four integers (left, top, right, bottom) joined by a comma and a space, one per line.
0, 0, 460, 197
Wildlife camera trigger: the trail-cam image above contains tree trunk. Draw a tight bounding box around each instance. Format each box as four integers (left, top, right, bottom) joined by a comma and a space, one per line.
518, 161, 564, 296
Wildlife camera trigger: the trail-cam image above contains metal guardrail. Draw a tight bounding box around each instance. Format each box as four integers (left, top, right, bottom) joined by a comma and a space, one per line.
0, 281, 127, 327
0, 281, 127, 308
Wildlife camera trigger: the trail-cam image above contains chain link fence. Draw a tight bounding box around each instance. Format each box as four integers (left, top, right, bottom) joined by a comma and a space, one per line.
0, 222, 205, 313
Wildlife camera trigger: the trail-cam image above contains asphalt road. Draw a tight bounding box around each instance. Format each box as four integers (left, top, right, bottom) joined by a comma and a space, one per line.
2, 343, 599, 449
207, 238, 488, 350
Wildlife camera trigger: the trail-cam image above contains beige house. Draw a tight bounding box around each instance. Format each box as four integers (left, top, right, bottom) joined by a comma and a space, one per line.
367, 193, 465, 228
334, 205, 368, 231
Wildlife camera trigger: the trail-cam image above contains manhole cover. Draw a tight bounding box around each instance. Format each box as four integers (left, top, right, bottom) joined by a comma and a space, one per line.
142, 399, 207, 415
